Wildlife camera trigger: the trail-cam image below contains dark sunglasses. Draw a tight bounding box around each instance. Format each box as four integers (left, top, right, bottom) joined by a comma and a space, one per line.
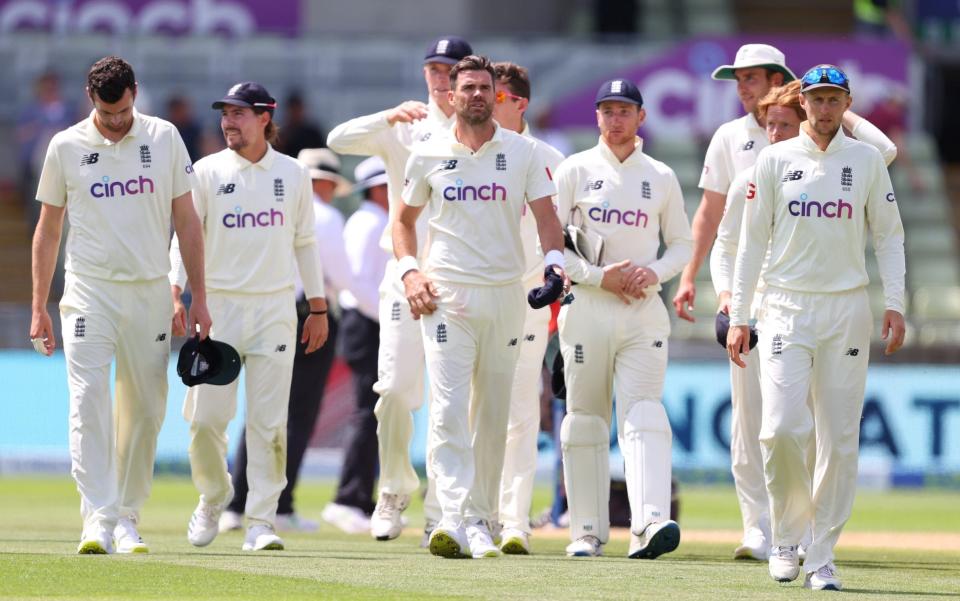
802, 66, 848, 86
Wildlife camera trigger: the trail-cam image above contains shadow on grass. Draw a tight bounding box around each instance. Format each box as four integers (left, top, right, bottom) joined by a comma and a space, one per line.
844, 589, 960, 597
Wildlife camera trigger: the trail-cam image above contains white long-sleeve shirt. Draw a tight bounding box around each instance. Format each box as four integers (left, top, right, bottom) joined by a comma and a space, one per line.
711, 119, 899, 298
339, 200, 390, 321
327, 101, 453, 256
293, 197, 352, 300
555, 137, 693, 293
729, 128, 906, 326
519, 123, 565, 281
169, 145, 324, 298
36, 109, 194, 282
699, 113, 767, 196
402, 123, 556, 286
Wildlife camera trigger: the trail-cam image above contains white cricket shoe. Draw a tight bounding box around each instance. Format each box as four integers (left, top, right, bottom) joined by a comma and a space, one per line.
499, 528, 530, 555
734, 527, 770, 561
77, 524, 114, 555
321, 502, 371, 535
114, 517, 148, 554
370, 492, 409, 540
804, 561, 842, 591
566, 535, 603, 557
629, 520, 681, 559
769, 545, 801, 582
466, 521, 500, 559
275, 513, 319, 533
242, 524, 284, 551
218, 510, 243, 533
188, 501, 226, 547
420, 517, 438, 549
428, 524, 469, 559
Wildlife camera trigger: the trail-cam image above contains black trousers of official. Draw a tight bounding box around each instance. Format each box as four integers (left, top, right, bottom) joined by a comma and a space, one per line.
227, 309, 339, 516
331, 308, 380, 515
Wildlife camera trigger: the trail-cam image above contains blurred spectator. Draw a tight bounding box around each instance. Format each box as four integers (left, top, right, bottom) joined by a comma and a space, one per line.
166, 94, 202, 161
865, 89, 926, 193
854, 0, 913, 41
275, 91, 326, 158
16, 71, 74, 222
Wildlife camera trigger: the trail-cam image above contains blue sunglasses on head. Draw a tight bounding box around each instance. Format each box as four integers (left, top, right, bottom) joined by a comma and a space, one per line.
802, 66, 849, 86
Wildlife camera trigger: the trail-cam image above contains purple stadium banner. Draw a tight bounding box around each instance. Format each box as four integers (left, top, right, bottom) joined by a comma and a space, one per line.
546, 37, 910, 141
0, 0, 299, 37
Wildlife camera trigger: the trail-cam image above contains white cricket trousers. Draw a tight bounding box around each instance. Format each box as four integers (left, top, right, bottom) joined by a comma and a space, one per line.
756, 287, 871, 573
421, 281, 525, 528
729, 348, 771, 540
373, 259, 440, 522
559, 286, 672, 543
60, 273, 172, 534
498, 273, 551, 533
183, 290, 296, 527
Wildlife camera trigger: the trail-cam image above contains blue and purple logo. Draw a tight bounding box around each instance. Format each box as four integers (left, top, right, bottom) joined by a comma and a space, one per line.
222, 206, 285, 228
788, 193, 852, 219
587, 200, 648, 228
90, 175, 155, 198
442, 179, 507, 202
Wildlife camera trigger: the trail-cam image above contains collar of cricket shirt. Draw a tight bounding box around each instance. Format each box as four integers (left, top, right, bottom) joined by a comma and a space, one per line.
799, 125, 849, 156
598, 135, 644, 167
84, 107, 143, 147
230, 142, 277, 170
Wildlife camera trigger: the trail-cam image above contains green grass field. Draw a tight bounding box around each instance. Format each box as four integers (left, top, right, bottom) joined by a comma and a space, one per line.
1, 477, 958, 600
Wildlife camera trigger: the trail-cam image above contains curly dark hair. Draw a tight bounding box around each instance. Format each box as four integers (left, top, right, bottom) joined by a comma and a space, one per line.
87, 56, 136, 103
449, 55, 496, 90
493, 62, 531, 100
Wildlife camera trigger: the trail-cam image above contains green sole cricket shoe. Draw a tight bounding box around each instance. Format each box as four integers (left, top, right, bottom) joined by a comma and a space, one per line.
629, 520, 681, 559
242, 524, 285, 551
499, 529, 530, 555
77, 540, 109, 554
429, 528, 467, 559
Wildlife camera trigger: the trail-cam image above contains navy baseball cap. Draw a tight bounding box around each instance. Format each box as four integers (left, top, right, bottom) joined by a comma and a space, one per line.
800, 64, 851, 94
715, 312, 758, 351
595, 79, 643, 107
177, 335, 242, 387
424, 36, 473, 65
212, 82, 277, 114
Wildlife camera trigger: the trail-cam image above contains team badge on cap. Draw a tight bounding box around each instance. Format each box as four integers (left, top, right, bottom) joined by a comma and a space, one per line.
423, 36, 473, 65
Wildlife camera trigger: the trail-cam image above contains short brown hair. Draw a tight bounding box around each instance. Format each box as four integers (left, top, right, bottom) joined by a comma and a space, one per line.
493, 62, 531, 100
450, 55, 496, 89
87, 56, 136, 103
757, 80, 805, 123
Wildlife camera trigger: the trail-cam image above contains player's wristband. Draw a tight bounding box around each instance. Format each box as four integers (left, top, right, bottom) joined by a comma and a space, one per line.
544, 249, 565, 269
397, 255, 420, 283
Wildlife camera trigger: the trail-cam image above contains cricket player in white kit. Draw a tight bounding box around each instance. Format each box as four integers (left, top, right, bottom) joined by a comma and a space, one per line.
728, 65, 906, 591
396, 55, 566, 559
556, 79, 692, 559
490, 61, 565, 555
30, 56, 211, 554
672, 44, 795, 560
709, 81, 899, 563
170, 82, 328, 552
327, 36, 474, 542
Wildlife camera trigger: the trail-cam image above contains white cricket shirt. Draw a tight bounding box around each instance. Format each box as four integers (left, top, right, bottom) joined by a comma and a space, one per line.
170, 145, 322, 296
729, 128, 906, 326
294, 198, 352, 300
339, 200, 390, 321
519, 123, 565, 281
327, 100, 453, 255
554, 137, 693, 292
35, 109, 194, 281
402, 123, 556, 286
699, 113, 767, 195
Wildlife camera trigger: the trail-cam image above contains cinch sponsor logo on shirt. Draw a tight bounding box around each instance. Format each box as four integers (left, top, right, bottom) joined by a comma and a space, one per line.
442, 179, 507, 202
587, 200, 648, 227
787, 193, 852, 219
222, 206, 285, 228
90, 175, 155, 198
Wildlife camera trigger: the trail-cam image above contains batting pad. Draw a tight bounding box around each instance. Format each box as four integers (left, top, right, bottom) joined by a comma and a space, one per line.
621, 400, 672, 535
561, 413, 610, 543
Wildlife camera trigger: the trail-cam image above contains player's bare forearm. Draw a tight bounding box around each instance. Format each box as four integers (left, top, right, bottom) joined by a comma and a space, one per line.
392, 204, 424, 261
31, 203, 64, 313
172, 193, 207, 303
683, 189, 726, 281
529, 196, 563, 254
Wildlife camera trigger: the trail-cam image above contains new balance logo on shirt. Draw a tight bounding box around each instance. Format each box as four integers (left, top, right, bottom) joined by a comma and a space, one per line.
155, 333, 167, 342
275, 344, 286, 352
742, 140, 755, 151
652, 340, 663, 348
440, 160, 458, 170
782, 170, 804, 182
507, 338, 518, 347
80, 153, 99, 166
217, 183, 236, 195
583, 179, 604, 192
845, 347, 859, 356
